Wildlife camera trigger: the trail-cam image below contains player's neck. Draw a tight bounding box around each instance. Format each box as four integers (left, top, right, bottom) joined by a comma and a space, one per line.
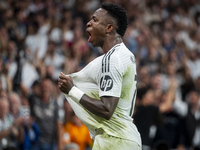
102, 35, 122, 53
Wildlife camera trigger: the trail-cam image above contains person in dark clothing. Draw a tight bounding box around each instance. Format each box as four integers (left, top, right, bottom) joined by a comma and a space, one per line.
153, 78, 185, 150
134, 87, 161, 150
153, 109, 185, 149
182, 90, 200, 149
29, 78, 61, 150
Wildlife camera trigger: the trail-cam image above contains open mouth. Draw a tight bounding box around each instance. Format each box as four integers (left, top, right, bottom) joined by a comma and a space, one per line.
86, 30, 91, 42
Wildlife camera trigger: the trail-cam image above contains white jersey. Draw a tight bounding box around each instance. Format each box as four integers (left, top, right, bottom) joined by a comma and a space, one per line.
64, 43, 141, 146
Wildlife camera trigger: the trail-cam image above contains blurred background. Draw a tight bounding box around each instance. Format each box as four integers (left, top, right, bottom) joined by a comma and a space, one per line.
0, 0, 200, 150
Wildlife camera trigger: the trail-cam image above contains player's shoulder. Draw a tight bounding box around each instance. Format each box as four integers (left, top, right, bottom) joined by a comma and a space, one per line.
101, 44, 120, 64
85, 54, 104, 67
110, 43, 133, 56
111, 43, 136, 62
119, 43, 134, 55
101, 43, 136, 69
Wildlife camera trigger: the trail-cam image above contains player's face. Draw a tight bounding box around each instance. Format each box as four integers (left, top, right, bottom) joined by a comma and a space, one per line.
86, 8, 108, 47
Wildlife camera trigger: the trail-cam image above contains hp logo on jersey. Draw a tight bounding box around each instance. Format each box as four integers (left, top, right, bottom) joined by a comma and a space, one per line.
100, 75, 113, 91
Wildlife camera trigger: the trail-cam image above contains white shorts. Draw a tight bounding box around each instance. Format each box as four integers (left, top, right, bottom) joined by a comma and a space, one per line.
92, 132, 141, 150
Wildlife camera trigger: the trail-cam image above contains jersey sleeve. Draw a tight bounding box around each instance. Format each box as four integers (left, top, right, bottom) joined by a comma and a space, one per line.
98, 51, 124, 97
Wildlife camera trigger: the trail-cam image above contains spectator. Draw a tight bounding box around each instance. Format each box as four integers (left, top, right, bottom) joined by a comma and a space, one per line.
0, 57, 12, 93
18, 96, 40, 150
20, 113, 40, 150
140, 37, 163, 76
154, 91, 185, 149
8, 92, 25, 147
149, 73, 163, 104
174, 90, 200, 149
42, 41, 65, 80
194, 76, 200, 93
63, 111, 92, 150
134, 77, 179, 149
134, 87, 161, 150
30, 78, 61, 150
0, 97, 24, 149
161, 30, 175, 52
185, 50, 200, 80
8, 92, 21, 119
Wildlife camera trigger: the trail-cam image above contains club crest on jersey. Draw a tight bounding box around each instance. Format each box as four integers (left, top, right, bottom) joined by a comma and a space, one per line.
130, 55, 136, 64
100, 75, 113, 91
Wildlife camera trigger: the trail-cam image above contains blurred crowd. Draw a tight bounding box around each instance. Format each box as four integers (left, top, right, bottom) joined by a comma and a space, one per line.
0, 0, 200, 150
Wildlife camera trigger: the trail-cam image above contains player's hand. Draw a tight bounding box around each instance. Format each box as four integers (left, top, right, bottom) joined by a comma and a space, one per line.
58, 72, 74, 94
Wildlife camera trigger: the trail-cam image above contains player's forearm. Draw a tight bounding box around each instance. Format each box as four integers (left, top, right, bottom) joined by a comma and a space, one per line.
80, 95, 119, 120
79, 95, 110, 119
67, 86, 119, 120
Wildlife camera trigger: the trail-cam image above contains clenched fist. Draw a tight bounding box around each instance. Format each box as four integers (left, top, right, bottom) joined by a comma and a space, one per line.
58, 72, 74, 94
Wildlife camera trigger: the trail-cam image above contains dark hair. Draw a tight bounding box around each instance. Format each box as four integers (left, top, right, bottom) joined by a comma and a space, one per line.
101, 3, 128, 37
137, 86, 151, 100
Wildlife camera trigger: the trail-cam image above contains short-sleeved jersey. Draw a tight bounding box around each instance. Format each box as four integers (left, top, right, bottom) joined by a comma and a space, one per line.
64, 43, 141, 146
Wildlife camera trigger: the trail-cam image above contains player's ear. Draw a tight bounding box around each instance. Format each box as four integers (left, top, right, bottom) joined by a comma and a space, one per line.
106, 24, 114, 34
